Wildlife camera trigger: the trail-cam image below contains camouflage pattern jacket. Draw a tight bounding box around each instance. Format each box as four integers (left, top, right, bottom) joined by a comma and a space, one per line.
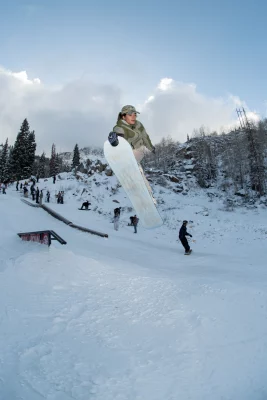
113, 119, 154, 152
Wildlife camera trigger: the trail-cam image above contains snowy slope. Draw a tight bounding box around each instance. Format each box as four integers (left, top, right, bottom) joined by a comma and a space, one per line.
0, 178, 267, 400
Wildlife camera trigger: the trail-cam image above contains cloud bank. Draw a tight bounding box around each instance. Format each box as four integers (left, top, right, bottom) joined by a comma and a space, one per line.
139, 78, 257, 143
0, 67, 121, 154
0, 67, 257, 154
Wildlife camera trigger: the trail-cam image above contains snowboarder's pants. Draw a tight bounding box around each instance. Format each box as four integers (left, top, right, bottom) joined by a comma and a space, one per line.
134, 225, 137, 233
114, 217, 119, 231
180, 237, 190, 252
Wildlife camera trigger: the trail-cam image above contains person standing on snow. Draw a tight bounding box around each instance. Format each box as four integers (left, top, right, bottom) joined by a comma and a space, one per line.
111, 105, 156, 203
114, 214, 120, 231
179, 220, 192, 255
31, 186, 36, 201
46, 190, 50, 203
39, 190, 44, 205
113, 208, 121, 231
114, 207, 121, 217
132, 215, 139, 233
36, 187, 40, 204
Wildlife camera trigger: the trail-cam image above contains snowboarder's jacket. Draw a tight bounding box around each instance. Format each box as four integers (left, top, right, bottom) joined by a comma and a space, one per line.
114, 207, 121, 217
132, 216, 139, 226
179, 224, 191, 240
113, 119, 154, 152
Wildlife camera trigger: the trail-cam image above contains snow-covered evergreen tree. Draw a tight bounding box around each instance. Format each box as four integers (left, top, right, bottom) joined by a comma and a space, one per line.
0, 138, 9, 181
11, 119, 35, 180
7, 146, 14, 181
72, 144, 80, 169
55, 153, 61, 175
38, 152, 47, 178
25, 131, 37, 177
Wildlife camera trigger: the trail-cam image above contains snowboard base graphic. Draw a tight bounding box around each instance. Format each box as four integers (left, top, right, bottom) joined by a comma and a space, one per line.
104, 137, 163, 229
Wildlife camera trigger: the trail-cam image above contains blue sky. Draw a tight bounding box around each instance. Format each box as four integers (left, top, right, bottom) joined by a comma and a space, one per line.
0, 0, 266, 150
1, 0, 266, 111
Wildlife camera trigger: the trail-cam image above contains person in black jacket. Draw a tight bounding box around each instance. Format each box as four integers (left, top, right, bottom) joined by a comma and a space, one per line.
114, 207, 121, 217
81, 200, 91, 210
179, 220, 192, 254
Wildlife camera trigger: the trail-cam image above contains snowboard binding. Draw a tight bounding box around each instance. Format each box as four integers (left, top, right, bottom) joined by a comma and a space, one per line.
108, 132, 119, 147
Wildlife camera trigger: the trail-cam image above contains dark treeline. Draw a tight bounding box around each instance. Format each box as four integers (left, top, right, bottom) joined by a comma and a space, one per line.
0, 119, 81, 182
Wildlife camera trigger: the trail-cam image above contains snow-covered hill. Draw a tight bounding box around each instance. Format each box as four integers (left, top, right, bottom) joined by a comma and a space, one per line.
0, 171, 267, 399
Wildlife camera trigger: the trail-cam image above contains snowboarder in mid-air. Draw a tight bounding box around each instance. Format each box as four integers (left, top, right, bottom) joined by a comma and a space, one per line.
109, 105, 156, 203
105, 105, 163, 229
179, 220, 193, 255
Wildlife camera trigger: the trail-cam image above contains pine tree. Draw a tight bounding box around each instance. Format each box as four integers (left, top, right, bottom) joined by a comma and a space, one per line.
49, 144, 56, 177
55, 153, 61, 174
7, 146, 14, 181
0, 138, 9, 182
72, 144, 80, 169
26, 131, 37, 176
39, 152, 46, 178
11, 119, 36, 180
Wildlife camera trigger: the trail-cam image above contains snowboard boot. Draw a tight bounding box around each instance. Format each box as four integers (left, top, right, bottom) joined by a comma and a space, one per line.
184, 249, 192, 255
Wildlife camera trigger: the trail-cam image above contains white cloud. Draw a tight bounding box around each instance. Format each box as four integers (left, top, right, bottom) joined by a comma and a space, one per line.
140, 78, 259, 143
0, 67, 121, 153
0, 68, 259, 154
157, 78, 173, 91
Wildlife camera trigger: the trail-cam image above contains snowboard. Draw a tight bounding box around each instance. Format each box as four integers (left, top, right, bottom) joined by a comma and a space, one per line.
104, 136, 163, 229
78, 208, 91, 211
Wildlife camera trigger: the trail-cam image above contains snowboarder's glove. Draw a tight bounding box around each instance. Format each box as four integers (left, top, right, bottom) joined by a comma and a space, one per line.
190, 234, 193, 237
108, 132, 119, 147
152, 146, 156, 154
